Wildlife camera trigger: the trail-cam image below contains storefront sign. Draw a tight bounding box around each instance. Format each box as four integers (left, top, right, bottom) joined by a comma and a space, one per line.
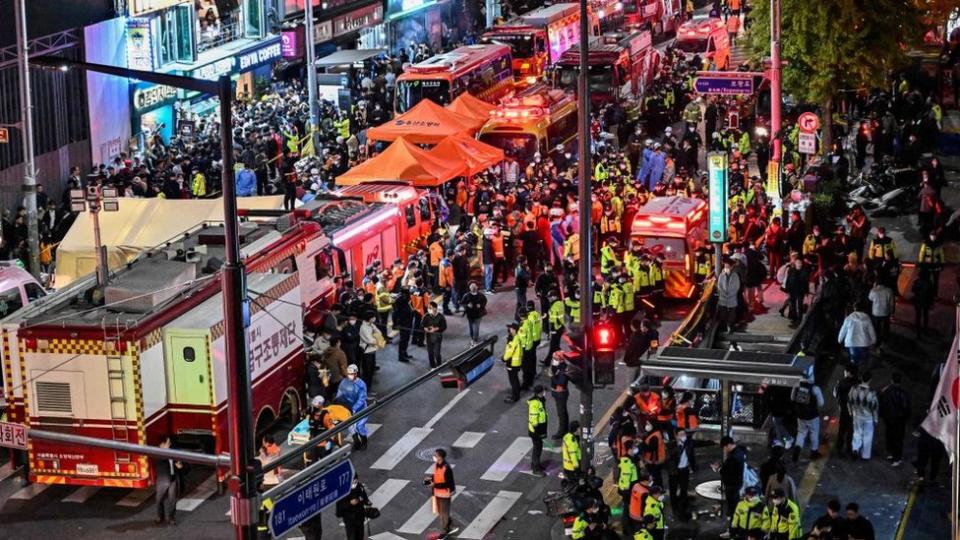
707, 152, 729, 243
133, 84, 177, 112
126, 18, 155, 71
190, 38, 283, 81
387, 0, 437, 19
314, 20, 334, 43
281, 28, 304, 58
193, 57, 236, 81
238, 42, 282, 71
129, 0, 184, 16
334, 4, 384, 37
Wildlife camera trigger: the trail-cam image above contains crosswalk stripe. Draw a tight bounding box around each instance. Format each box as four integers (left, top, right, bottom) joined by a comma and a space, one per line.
177, 474, 219, 512
10, 482, 50, 500
368, 479, 409, 510
452, 431, 485, 448
423, 389, 470, 429
370, 427, 433, 470
479, 437, 532, 482
369, 533, 406, 540
116, 489, 153, 507
395, 484, 465, 535
367, 423, 382, 436
459, 490, 523, 539
62, 486, 100, 503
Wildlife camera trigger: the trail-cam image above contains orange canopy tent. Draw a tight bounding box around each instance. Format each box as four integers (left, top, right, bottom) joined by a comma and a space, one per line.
336, 137, 466, 187
366, 99, 486, 145
429, 132, 505, 176
447, 93, 497, 123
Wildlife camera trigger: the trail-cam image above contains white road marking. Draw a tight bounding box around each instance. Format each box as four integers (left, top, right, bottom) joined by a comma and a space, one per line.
62, 486, 100, 503
10, 482, 50, 500
423, 389, 471, 429
116, 489, 153, 507
459, 490, 523, 539
452, 431, 485, 448
368, 478, 409, 510
370, 427, 433, 470
395, 485, 465, 535
369, 533, 407, 540
367, 423, 382, 436
177, 474, 219, 511
479, 437, 532, 482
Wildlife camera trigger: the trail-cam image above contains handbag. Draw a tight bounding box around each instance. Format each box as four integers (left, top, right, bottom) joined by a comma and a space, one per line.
363, 506, 381, 519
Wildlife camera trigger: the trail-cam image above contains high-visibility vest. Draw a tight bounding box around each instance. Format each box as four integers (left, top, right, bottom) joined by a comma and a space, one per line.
733, 499, 769, 532
503, 334, 523, 367
609, 284, 625, 313
571, 515, 588, 539
643, 495, 665, 529
593, 283, 607, 307
617, 457, 638, 491
564, 234, 580, 260
257, 497, 274, 532
528, 397, 547, 434
633, 530, 654, 540
803, 234, 818, 255
769, 499, 802, 538
642, 431, 666, 465
600, 245, 618, 273
549, 300, 566, 329
695, 257, 711, 277
919, 243, 944, 265
623, 282, 636, 311
519, 318, 535, 351
868, 237, 895, 260
634, 265, 650, 289
676, 403, 700, 431
629, 482, 650, 520
527, 310, 543, 340
649, 264, 664, 287
433, 464, 452, 498
562, 432, 581, 471
439, 264, 453, 288
565, 297, 581, 324
600, 214, 621, 234
376, 290, 393, 313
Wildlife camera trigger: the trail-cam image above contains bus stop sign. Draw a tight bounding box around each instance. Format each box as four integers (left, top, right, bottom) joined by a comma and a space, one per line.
707, 152, 729, 242
268, 458, 355, 538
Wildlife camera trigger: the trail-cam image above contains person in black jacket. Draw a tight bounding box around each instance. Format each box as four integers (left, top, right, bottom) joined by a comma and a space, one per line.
667, 428, 696, 521
154, 435, 186, 526
549, 352, 570, 440
335, 474, 371, 540
461, 282, 487, 344
451, 248, 471, 312
623, 319, 658, 382
422, 302, 447, 368
843, 502, 874, 540
394, 288, 414, 362
714, 436, 746, 524
534, 266, 560, 315
425, 449, 457, 537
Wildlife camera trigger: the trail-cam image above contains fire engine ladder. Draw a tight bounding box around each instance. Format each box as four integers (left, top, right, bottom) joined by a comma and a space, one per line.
106, 355, 132, 463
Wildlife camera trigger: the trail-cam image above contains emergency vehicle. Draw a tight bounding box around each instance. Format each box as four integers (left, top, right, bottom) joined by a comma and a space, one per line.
630, 196, 707, 299
336, 182, 434, 264
1, 192, 432, 489
395, 44, 514, 113
674, 17, 731, 70
624, 0, 684, 37
554, 29, 661, 108
590, 0, 626, 32
478, 85, 577, 165
481, 3, 598, 86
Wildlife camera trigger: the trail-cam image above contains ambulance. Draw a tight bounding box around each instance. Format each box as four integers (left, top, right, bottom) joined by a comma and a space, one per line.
478, 85, 578, 166
630, 196, 707, 298
674, 16, 731, 70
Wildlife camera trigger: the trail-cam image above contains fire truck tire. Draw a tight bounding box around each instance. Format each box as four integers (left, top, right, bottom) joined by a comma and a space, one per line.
255, 408, 277, 441
279, 390, 302, 424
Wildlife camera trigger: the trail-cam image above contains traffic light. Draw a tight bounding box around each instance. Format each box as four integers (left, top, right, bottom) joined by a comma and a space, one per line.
593, 323, 616, 387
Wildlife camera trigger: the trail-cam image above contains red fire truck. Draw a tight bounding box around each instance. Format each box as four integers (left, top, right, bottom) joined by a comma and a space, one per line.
630, 196, 707, 299
0, 190, 432, 489
554, 29, 661, 108
481, 3, 598, 87
624, 0, 684, 37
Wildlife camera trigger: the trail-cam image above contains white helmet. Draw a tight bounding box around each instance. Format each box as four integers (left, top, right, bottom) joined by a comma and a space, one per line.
311, 395, 325, 408
347, 364, 359, 375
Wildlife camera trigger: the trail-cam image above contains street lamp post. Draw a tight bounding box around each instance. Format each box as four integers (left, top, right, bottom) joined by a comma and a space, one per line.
770, 0, 782, 162
576, 0, 594, 471
30, 56, 257, 540
14, 0, 41, 277
303, 0, 319, 150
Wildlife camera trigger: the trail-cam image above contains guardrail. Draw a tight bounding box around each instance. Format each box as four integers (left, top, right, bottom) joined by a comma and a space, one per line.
668, 278, 717, 348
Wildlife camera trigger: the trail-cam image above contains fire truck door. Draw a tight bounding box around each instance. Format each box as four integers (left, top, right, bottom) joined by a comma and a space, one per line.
164, 334, 212, 406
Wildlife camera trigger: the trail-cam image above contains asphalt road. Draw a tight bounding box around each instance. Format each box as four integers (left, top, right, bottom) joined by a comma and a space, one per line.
0, 284, 689, 540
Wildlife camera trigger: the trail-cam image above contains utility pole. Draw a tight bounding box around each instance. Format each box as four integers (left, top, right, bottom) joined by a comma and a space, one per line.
576, 0, 594, 472
303, 0, 319, 151
770, 0, 782, 163
218, 76, 258, 540
14, 0, 40, 278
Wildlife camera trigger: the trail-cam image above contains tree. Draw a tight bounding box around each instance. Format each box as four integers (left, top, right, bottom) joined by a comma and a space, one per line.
745, 0, 926, 153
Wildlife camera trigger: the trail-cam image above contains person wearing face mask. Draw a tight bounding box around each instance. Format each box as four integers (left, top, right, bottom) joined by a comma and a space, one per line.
667, 428, 696, 521
335, 473, 372, 540
527, 385, 548, 476
641, 421, 667, 490
917, 232, 945, 295
866, 227, 896, 269
767, 488, 802, 540
617, 440, 641, 533
731, 486, 768, 539
717, 257, 741, 332
336, 365, 369, 451
424, 449, 457, 538
549, 352, 570, 439
642, 485, 666, 540
422, 301, 447, 368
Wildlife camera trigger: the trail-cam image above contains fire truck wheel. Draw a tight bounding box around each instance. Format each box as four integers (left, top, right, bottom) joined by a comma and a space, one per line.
279, 390, 302, 424
255, 408, 277, 441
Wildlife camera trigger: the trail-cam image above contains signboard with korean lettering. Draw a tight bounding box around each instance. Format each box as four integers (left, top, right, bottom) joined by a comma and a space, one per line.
268, 458, 355, 538
707, 152, 729, 243
126, 18, 155, 72
0, 421, 28, 450
333, 4, 384, 37
798, 132, 817, 154
694, 71, 755, 95
281, 27, 305, 59
191, 38, 283, 80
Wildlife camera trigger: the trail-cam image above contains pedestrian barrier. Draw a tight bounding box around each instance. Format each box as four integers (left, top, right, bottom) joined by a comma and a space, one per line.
439, 338, 498, 389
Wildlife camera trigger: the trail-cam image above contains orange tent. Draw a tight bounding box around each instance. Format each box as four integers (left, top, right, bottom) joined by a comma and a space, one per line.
429, 132, 505, 176
366, 99, 486, 145
336, 137, 466, 187
447, 93, 497, 123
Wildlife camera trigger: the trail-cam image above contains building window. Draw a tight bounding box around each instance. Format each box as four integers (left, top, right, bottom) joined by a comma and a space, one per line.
196, 0, 246, 53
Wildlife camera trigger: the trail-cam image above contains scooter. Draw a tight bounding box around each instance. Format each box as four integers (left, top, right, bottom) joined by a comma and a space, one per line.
847, 184, 914, 217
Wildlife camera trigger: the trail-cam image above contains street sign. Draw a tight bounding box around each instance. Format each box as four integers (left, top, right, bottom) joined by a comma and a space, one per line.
694, 71, 755, 95
0, 421, 27, 450
0, 127, 8, 144
797, 112, 820, 133
268, 457, 355, 538
707, 152, 729, 242
798, 132, 817, 154
766, 160, 780, 199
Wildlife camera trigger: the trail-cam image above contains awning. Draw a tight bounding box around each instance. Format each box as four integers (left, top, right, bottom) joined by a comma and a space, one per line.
315, 49, 387, 67
642, 347, 815, 387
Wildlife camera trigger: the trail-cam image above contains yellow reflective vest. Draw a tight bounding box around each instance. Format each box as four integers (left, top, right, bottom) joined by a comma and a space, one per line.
732, 499, 769, 532
503, 334, 523, 367
565, 297, 581, 324
768, 499, 802, 539
617, 457, 638, 491
549, 300, 566, 329
562, 432, 581, 471
528, 397, 547, 434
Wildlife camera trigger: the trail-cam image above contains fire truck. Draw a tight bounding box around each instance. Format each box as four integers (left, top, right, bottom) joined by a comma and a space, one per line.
1, 189, 432, 488
478, 85, 578, 166
624, 0, 684, 37
590, 0, 626, 32
630, 196, 707, 299
480, 3, 598, 87
554, 29, 661, 109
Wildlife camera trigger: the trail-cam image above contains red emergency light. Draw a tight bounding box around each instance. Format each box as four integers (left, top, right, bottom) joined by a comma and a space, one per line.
595, 324, 615, 352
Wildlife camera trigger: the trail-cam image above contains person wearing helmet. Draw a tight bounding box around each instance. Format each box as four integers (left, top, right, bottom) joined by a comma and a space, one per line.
336, 365, 369, 450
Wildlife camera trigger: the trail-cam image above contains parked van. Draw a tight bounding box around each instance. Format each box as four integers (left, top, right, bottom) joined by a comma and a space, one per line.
674, 17, 731, 70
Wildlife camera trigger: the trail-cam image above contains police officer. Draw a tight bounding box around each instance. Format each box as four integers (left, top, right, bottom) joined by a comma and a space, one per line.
565, 287, 582, 326
502, 323, 523, 403
643, 485, 666, 540
866, 226, 896, 268
694, 246, 712, 285
618, 440, 640, 534
732, 486, 769, 539
768, 488, 802, 540
634, 514, 658, 540
918, 231, 945, 295
528, 385, 548, 475
562, 421, 582, 481
550, 352, 570, 440
547, 290, 566, 361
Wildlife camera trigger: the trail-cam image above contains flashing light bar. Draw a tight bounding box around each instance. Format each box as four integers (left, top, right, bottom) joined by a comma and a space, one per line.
331, 208, 400, 246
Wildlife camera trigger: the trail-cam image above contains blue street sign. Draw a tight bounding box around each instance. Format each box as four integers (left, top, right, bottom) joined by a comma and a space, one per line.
707, 152, 729, 243
268, 458, 355, 538
695, 75, 754, 95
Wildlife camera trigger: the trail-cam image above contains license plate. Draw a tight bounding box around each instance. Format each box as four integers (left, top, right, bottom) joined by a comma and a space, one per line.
75, 463, 98, 476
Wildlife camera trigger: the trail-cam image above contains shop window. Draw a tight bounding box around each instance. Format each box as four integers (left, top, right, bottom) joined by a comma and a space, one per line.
243, 0, 265, 39
196, 0, 246, 53
155, 5, 197, 66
